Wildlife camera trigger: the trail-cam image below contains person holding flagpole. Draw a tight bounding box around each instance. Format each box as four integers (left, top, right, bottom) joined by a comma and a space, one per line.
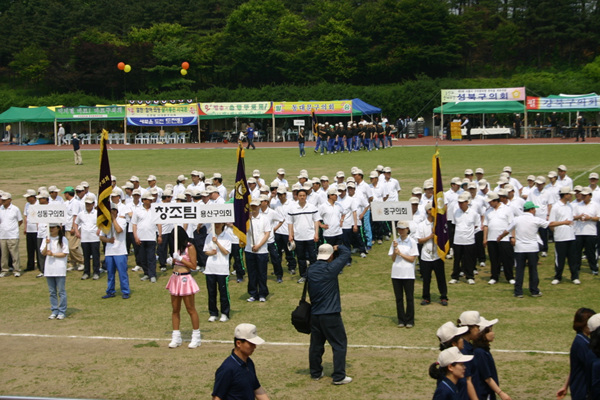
416, 203, 448, 306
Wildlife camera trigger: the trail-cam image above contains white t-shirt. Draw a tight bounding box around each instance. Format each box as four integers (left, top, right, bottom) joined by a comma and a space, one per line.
483, 203, 514, 242
75, 209, 100, 243
203, 230, 232, 275
287, 202, 319, 240
453, 207, 479, 245
415, 219, 440, 262
132, 207, 159, 241
0, 204, 23, 239
383, 178, 401, 202
388, 236, 419, 279
245, 213, 270, 254
41, 236, 69, 276
319, 201, 344, 237
574, 201, 600, 236
102, 217, 127, 256
548, 201, 575, 242
509, 213, 549, 253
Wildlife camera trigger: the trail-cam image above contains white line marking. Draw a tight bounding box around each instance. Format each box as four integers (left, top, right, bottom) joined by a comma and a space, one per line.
573, 163, 600, 182
0, 332, 568, 355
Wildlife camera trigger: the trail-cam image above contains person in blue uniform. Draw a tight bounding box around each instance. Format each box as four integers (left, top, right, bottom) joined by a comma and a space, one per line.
212, 323, 270, 400
557, 307, 596, 400
457, 311, 482, 400
430, 347, 473, 400
471, 317, 512, 400
586, 314, 600, 400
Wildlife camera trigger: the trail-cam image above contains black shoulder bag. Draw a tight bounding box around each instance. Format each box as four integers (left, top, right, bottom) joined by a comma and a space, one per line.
291, 278, 312, 334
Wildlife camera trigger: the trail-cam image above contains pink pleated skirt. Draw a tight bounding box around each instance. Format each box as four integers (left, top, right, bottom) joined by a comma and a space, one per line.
165, 273, 200, 296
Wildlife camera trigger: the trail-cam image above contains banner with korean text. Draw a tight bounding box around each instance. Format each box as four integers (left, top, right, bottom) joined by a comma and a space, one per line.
56, 106, 126, 120
198, 102, 273, 117
273, 101, 352, 115
442, 87, 526, 103
526, 96, 600, 111
126, 105, 198, 126
151, 203, 234, 223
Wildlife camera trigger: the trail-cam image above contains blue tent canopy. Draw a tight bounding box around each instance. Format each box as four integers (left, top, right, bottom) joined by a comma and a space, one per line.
350, 98, 382, 115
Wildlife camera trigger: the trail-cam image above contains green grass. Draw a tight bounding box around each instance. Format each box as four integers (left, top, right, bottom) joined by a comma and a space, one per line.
1, 143, 599, 399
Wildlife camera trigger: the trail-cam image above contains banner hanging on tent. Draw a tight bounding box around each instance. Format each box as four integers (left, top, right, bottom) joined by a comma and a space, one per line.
56, 106, 126, 120
198, 102, 273, 116
526, 96, 600, 110
272, 101, 352, 115
126, 105, 198, 126
442, 87, 526, 103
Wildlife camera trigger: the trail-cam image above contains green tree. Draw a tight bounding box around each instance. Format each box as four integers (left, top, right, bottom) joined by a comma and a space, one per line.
9, 45, 50, 85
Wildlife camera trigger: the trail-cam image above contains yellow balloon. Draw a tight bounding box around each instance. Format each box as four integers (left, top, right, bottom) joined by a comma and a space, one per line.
180, 69, 187, 76
124, 64, 132, 73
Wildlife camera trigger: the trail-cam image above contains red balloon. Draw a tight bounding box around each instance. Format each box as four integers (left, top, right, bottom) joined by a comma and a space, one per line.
181, 62, 190, 70
117, 62, 125, 70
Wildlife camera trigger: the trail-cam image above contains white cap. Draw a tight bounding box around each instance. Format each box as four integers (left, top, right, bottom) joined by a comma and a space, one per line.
80, 181, 90, 188
147, 175, 157, 181
409, 196, 419, 205
475, 168, 484, 174
535, 176, 546, 185
1, 192, 11, 200
23, 189, 37, 198
369, 171, 379, 179
478, 317, 499, 329
234, 323, 265, 345
437, 322, 469, 343
326, 187, 340, 196
336, 171, 345, 178
317, 243, 335, 260
383, 167, 392, 173
588, 314, 600, 333
458, 311, 481, 326
589, 172, 599, 180
464, 169, 473, 175
177, 174, 187, 181
558, 164, 567, 171
277, 168, 285, 175
548, 171, 558, 178
48, 185, 60, 193
84, 195, 95, 204
130, 175, 140, 182
253, 169, 260, 176
412, 187, 423, 195
437, 347, 473, 368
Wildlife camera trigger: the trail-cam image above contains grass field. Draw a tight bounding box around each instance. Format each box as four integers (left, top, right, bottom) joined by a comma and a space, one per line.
1, 143, 599, 399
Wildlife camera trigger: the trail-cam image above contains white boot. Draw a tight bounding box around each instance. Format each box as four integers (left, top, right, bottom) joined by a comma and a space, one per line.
168, 330, 182, 348
188, 329, 201, 349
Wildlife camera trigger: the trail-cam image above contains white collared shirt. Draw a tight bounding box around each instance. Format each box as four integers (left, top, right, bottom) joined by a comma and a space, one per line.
549, 201, 575, 242
287, 201, 319, 240
75, 209, 100, 243
388, 236, 419, 279
453, 207, 479, 245
510, 212, 549, 253
484, 203, 513, 242
0, 203, 23, 239
319, 201, 344, 237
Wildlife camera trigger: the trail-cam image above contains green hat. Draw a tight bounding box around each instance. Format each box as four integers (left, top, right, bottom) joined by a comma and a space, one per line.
62, 186, 75, 194
523, 201, 539, 211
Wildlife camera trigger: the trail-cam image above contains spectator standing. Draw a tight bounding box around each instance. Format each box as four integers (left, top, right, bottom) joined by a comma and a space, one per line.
72, 133, 82, 164
0, 193, 23, 277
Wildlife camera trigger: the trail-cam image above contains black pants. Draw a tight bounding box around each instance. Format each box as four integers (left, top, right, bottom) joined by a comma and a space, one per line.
575, 235, 598, 273
451, 244, 476, 280
205, 274, 230, 317
323, 235, 343, 247
36, 237, 46, 273
193, 226, 208, 268
275, 233, 296, 271
309, 313, 347, 382
229, 243, 244, 279
267, 242, 283, 278
487, 241, 514, 281
538, 227, 549, 252
514, 252, 540, 296
295, 240, 316, 278
139, 240, 157, 278
81, 241, 100, 275
420, 259, 447, 301
475, 231, 486, 264
157, 232, 174, 268
245, 252, 268, 299
246, 137, 256, 149
371, 220, 384, 241
447, 222, 455, 250
126, 231, 141, 266
554, 240, 578, 281
350, 227, 366, 253
392, 278, 414, 325
26, 232, 37, 270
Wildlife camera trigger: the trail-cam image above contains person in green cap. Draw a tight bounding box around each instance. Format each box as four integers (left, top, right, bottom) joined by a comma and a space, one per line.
503, 201, 571, 298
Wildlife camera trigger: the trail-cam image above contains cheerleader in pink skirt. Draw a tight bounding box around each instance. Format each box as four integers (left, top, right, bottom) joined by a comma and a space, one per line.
165, 227, 201, 349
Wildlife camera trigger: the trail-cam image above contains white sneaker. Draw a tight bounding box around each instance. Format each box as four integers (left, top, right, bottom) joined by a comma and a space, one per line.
208, 315, 217, 322
150, 277, 156, 283
168, 331, 182, 348
77, 264, 85, 271
551, 279, 560, 285
573, 279, 581, 285
66, 267, 74, 271
445, 254, 453, 260
81, 274, 89, 280
259, 297, 266, 302
188, 331, 201, 349
219, 314, 229, 322
333, 376, 353, 385
132, 265, 142, 271
13, 272, 21, 277
541, 252, 547, 257
468, 279, 475, 285
0, 272, 7, 277
48, 313, 57, 320
459, 272, 465, 277
488, 279, 497, 285
92, 274, 99, 280
448, 279, 459, 284
140, 275, 149, 281
473, 270, 479, 275
56, 314, 66, 320
247, 297, 256, 302
360, 253, 367, 258
166, 257, 173, 266
509, 279, 516, 285
479, 262, 486, 268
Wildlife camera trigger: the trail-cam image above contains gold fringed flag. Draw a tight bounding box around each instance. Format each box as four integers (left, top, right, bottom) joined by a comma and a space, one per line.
432, 149, 449, 258
97, 129, 112, 234
232, 143, 251, 246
